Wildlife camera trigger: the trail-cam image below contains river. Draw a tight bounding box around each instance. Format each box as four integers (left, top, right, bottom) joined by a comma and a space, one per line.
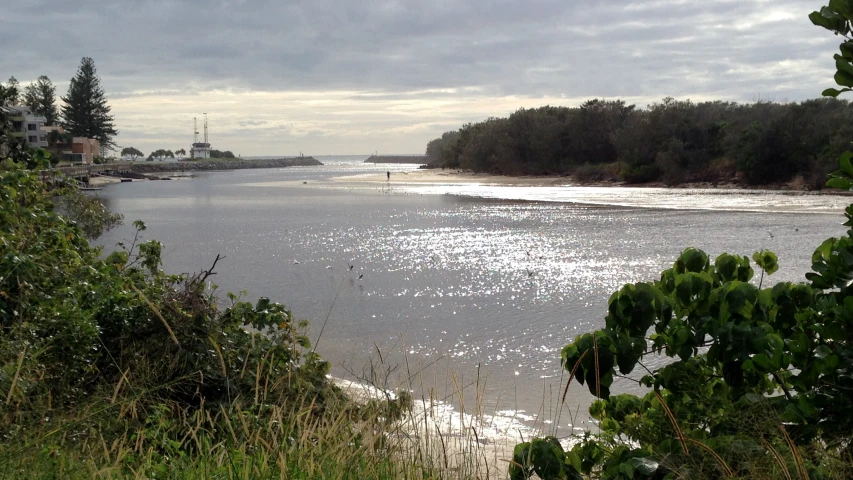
96, 155, 850, 440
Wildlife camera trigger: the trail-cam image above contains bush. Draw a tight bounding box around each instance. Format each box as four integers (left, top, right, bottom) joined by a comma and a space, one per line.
573, 162, 620, 183
620, 164, 660, 183
1, 119, 437, 480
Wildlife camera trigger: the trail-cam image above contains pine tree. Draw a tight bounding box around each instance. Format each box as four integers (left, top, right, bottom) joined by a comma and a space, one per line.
24, 76, 58, 125
61, 57, 118, 148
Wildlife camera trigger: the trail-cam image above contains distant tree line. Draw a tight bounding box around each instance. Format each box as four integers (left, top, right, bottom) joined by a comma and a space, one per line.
210, 149, 236, 159
425, 98, 853, 188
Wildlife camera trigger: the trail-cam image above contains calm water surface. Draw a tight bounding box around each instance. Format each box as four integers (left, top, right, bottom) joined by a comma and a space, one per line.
97, 156, 850, 435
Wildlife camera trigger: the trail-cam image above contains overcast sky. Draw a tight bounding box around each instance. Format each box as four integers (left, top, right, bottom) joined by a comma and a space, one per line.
0, 0, 841, 156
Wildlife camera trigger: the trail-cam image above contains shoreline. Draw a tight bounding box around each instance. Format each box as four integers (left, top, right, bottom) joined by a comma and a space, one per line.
332, 169, 840, 193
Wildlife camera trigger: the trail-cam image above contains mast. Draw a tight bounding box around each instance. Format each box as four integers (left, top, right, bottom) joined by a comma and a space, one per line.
193, 117, 198, 144
203, 113, 208, 144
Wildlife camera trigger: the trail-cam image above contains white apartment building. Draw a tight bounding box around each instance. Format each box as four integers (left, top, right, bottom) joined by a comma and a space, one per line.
5, 106, 48, 148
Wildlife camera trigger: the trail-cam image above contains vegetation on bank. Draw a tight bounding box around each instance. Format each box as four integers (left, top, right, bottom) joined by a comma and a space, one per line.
425, 27, 853, 190
209, 149, 238, 159
425, 97, 853, 188
511, 4, 853, 479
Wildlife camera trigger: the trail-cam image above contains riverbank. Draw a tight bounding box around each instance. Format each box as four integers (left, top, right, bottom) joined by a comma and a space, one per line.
130, 156, 322, 173
334, 168, 830, 191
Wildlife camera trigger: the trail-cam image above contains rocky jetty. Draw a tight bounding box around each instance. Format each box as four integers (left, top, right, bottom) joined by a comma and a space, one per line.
364, 155, 427, 164
131, 157, 323, 173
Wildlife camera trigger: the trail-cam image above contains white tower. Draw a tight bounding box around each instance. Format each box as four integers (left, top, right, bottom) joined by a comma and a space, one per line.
190, 114, 211, 159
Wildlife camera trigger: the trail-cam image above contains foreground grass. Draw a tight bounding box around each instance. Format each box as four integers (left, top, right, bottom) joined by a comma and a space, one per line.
0, 395, 440, 479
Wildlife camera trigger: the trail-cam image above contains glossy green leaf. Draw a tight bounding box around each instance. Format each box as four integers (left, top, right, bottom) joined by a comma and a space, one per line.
676, 248, 709, 273
827, 176, 853, 190
836, 70, 853, 87
841, 151, 853, 176
753, 250, 779, 275
822, 87, 850, 97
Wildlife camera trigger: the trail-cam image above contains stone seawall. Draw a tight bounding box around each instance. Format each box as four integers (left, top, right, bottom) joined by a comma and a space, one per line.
130, 157, 323, 173
364, 155, 428, 164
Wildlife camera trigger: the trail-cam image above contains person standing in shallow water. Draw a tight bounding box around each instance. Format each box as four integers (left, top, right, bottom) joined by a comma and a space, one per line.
387, 171, 390, 181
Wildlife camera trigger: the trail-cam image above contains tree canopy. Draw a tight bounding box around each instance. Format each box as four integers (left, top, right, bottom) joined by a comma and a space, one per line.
60, 57, 118, 149
147, 148, 174, 161
120, 146, 144, 159
23, 75, 58, 125
1, 77, 19, 107
426, 97, 853, 189
210, 149, 236, 158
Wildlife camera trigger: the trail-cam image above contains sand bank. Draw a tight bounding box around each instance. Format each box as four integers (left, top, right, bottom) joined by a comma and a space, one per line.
334, 169, 575, 186
87, 175, 124, 186
333, 169, 825, 191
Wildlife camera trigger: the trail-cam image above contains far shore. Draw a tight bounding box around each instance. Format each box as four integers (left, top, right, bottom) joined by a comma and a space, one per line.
333, 169, 836, 192
130, 156, 323, 172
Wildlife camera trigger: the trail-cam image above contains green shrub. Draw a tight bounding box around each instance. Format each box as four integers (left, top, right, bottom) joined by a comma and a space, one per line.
620, 164, 660, 184
573, 163, 619, 183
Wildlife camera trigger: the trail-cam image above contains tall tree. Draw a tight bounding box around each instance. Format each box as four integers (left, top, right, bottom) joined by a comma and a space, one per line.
1, 76, 19, 107
23, 76, 58, 125
61, 57, 118, 148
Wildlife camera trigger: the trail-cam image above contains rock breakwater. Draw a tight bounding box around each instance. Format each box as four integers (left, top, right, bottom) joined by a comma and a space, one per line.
131, 157, 323, 173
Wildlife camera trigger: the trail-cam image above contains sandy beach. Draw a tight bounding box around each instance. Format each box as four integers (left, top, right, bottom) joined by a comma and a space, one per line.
87, 175, 124, 186
332, 168, 825, 191
334, 169, 576, 186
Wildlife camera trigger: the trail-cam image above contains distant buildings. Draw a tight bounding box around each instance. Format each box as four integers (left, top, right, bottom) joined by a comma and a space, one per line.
2, 105, 48, 148
69, 136, 100, 164
191, 141, 210, 159
0, 106, 101, 164
40, 124, 100, 164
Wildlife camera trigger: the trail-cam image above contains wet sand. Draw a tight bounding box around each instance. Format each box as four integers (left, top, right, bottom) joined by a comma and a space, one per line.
334, 169, 823, 191
334, 169, 574, 186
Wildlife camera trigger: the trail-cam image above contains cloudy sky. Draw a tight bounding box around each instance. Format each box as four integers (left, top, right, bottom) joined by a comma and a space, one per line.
1, 0, 841, 156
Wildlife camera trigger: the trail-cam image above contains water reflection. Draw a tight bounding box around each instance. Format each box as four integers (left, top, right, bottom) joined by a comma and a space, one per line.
96, 159, 850, 436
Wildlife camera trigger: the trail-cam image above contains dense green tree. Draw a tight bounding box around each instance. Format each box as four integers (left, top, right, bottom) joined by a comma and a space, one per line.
120, 146, 144, 159
425, 130, 460, 166
209, 149, 236, 158
175, 148, 186, 158
147, 148, 175, 161
427, 97, 853, 188
61, 57, 118, 149
5, 76, 20, 106
23, 75, 58, 125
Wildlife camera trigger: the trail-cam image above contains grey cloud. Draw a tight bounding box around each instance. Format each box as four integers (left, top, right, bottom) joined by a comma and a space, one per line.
0, 0, 841, 154
2, 0, 835, 100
